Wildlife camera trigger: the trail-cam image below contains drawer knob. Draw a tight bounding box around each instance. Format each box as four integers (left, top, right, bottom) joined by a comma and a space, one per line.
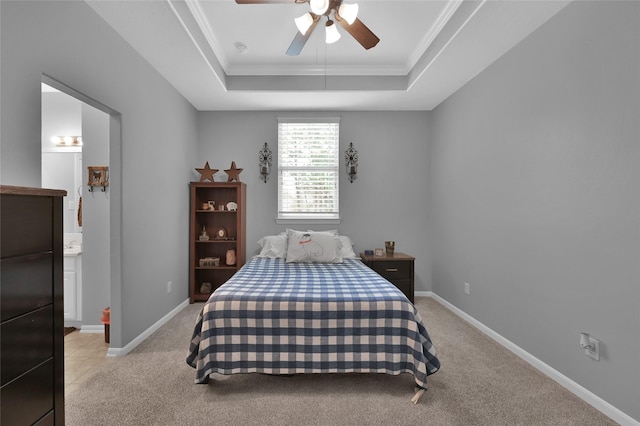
386, 268, 398, 272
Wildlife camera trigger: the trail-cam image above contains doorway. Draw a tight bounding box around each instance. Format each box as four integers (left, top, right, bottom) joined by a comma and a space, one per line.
41, 75, 121, 345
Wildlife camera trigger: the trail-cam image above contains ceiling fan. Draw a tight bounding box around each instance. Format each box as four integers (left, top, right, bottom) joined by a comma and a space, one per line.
235, 0, 380, 56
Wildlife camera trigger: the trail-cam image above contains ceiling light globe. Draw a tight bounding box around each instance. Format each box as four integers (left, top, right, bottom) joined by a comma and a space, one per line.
309, 0, 329, 15
338, 3, 359, 25
325, 21, 341, 44
295, 13, 314, 35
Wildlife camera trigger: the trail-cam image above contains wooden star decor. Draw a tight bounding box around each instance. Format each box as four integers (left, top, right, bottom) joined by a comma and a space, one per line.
225, 161, 243, 182
195, 161, 218, 182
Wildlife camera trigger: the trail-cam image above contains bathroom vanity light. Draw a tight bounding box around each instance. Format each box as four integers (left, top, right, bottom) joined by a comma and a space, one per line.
52, 135, 82, 147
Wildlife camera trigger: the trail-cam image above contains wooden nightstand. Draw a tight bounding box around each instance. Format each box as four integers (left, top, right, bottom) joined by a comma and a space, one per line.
360, 252, 415, 303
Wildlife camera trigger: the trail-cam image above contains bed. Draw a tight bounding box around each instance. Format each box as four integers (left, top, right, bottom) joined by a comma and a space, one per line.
186, 240, 440, 402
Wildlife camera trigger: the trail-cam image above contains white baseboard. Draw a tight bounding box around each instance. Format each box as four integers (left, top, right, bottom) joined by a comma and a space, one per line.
80, 325, 105, 333
425, 292, 639, 426
106, 299, 190, 357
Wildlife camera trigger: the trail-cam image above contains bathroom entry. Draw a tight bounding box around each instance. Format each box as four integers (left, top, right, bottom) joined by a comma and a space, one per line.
41, 82, 111, 335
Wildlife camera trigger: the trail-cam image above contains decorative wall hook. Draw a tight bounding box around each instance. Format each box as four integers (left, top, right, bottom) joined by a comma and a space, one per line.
259, 142, 273, 183
87, 166, 109, 192
345, 142, 358, 183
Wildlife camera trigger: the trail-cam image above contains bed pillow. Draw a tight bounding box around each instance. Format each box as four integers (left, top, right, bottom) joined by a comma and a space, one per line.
307, 229, 338, 236
285, 229, 343, 263
308, 230, 357, 259
338, 235, 358, 259
256, 233, 288, 258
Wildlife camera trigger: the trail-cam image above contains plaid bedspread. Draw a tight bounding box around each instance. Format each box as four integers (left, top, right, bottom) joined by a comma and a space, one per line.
186, 257, 440, 388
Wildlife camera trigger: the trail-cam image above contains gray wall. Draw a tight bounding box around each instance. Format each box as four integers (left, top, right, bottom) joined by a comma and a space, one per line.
197, 111, 432, 290
429, 1, 640, 421
81, 103, 111, 326
1, 1, 199, 347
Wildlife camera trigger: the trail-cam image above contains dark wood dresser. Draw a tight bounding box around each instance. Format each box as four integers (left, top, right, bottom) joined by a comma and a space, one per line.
1, 185, 66, 425
360, 252, 415, 303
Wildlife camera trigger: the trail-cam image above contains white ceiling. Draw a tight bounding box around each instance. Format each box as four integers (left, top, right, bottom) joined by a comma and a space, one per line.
86, 0, 570, 111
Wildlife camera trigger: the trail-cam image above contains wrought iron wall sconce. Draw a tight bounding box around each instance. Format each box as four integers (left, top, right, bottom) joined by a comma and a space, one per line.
345, 142, 358, 183
87, 166, 109, 192
259, 142, 273, 183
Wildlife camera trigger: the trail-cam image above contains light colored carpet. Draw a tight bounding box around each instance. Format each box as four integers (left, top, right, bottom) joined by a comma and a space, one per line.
65, 297, 617, 425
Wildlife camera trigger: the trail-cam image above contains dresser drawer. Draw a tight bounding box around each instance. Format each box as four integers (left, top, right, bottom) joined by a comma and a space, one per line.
369, 261, 413, 280
1, 359, 54, 426
0, 195, 53, 258
1, 306, 54, 386
1, 253, 53, 322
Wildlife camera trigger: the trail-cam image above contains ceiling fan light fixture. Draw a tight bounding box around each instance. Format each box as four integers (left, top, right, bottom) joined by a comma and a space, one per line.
337, 3, 359, 25
325, 20, 341, 44
309, 0, 329, 15
294, 13, 314, 35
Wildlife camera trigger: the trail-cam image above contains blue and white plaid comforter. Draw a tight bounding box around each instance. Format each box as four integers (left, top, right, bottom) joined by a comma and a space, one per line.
186, 257, 440, 388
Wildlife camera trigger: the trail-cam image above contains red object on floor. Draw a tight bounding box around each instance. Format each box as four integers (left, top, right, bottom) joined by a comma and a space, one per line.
101, 307, 110, 343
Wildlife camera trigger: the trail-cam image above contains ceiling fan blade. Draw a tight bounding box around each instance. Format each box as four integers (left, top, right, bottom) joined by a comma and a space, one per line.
336, 17, 380, 50
235, 0, 300, 4
286, 16, 320, 56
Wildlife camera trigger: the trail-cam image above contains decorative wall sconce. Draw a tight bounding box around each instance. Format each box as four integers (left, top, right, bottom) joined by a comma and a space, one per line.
259, 142, 273, 183
87, 166, 109, 192
345, 142, 358, 183
51, 135, 82, 147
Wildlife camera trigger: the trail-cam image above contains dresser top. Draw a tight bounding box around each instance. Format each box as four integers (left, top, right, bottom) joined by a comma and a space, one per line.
1, 185, 67, 197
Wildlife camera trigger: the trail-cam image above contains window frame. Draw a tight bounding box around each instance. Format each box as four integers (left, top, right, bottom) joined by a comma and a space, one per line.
276, 116, 341, 225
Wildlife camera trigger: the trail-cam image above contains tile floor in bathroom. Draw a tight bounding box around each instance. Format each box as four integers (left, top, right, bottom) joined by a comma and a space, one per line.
64, 330, 112, 397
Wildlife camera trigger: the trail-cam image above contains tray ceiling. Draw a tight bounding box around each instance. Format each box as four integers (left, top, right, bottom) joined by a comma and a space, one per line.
87, 0, 570, 111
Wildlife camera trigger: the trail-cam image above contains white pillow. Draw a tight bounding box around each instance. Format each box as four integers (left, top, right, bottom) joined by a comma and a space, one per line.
338, 235, 358, 259
307, 229, 338, 236
256, 233, 287, 258
308, 230, 358, 259
285, 229, 343, 263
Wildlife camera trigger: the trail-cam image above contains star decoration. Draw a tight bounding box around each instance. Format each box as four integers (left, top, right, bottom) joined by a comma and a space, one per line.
195, 161, 218, 182
225, 161, 243, 182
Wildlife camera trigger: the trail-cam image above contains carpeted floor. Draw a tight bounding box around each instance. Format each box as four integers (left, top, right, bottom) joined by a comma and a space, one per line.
65, 297, 617, 425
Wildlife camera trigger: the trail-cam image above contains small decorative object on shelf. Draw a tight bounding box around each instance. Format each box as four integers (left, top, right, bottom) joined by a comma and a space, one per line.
199, 257, 220, 267
364, 249, 374, 257
374, 248, 384, 257
226, 249, 236, 266
259, 142, 272, 183
200, 282, 212, 294
208, 201, 216, 210
215, 227, 227, 240
87, 166, 109, 192
226, 201, 238, 212
225, 161, 243, 182
345, 142, 358, 183
195, 161, 218, 182
201, 202, 210, 210
385, 241, 395, 256
199, 226, 209, 241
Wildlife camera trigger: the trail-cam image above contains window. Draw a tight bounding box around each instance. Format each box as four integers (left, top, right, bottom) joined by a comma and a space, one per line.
277, 117, 340, 222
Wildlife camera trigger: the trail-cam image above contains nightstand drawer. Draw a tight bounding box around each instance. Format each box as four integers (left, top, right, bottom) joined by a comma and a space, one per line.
369, 261, 412, 280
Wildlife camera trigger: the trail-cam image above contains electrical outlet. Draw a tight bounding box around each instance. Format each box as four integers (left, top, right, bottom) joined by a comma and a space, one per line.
167, 281, 172, 294
464, 282, 470, 295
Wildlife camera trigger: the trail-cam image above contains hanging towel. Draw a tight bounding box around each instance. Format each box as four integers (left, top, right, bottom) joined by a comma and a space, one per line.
77, 197, 83, 227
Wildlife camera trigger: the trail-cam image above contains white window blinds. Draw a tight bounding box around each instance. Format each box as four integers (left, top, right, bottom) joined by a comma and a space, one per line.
278, 118, 340, 220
